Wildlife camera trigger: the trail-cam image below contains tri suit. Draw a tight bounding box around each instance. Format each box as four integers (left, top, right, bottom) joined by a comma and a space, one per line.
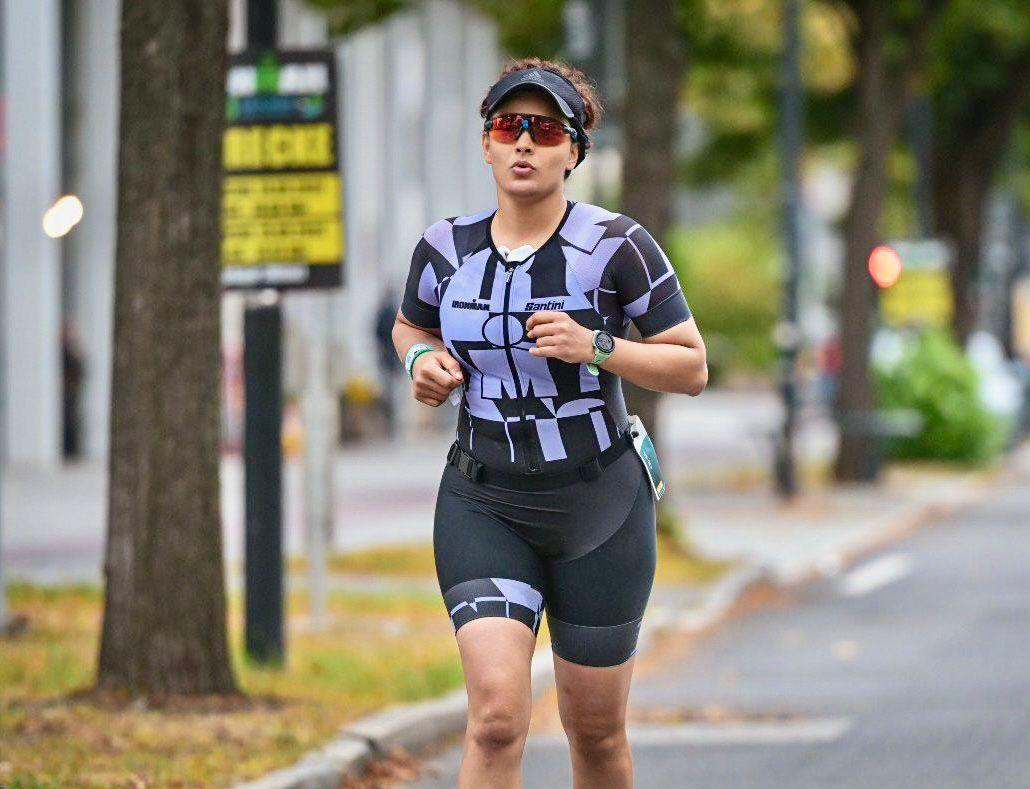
401, 198, 692, 666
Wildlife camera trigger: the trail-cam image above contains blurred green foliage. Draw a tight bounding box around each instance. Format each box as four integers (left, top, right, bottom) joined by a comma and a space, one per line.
467, 0, 565, 56
666, 212, 780, 382
305, 0, 412, 36
874, 329, 1008, 463
306, 0, 565, 54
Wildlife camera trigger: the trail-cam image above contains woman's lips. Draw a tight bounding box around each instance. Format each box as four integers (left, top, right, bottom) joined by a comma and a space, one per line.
512, 164, 535, 176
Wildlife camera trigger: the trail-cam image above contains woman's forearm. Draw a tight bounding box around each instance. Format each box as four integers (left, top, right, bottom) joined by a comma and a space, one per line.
599, 336, 707, 396
391, 314, 445, 364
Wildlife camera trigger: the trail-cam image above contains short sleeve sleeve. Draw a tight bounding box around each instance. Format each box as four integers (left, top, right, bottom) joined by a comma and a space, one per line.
611, 220, 692, 337
400, 234, 442, 329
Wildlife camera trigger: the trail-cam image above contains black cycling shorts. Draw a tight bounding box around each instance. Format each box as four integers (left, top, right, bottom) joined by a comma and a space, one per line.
433, 446, 657, 667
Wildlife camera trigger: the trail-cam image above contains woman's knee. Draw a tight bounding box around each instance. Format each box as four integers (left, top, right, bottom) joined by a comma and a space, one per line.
563, 711, 628, 757
467, 680, 531, 752
468, 701, 530, 753
452, 605, 537, 753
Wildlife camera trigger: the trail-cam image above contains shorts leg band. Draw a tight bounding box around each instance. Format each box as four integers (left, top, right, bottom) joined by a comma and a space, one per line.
442, 577, 545, 636
547, 611, 644, 667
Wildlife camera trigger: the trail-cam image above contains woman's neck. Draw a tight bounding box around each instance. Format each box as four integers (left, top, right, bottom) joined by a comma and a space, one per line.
491, 190, 568, 250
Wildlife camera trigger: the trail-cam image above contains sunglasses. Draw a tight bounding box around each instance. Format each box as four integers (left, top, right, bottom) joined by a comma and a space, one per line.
483, 112, 579, 147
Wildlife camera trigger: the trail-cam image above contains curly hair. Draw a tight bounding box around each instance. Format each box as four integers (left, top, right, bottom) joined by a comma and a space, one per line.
480, 57, 604, 179
479, 57, 603, 128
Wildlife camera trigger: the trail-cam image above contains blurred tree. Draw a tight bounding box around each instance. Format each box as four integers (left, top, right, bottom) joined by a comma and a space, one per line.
927, 0, 1030, 343
834, 0, 947, 482
619, 0, 690, 533
98, 0, 237, 695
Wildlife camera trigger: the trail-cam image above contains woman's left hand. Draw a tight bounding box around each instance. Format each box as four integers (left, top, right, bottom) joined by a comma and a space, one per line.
526, 311, 595, 364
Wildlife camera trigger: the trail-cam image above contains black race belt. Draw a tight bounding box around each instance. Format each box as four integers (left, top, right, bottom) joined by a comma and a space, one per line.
446, 431, 632, 491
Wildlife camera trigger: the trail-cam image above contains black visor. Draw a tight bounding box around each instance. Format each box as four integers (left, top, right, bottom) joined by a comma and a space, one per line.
483, 68, 591, 168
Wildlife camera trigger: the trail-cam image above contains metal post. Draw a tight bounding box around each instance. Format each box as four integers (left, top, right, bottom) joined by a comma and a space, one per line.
244, 298, 284, 663
775, 0, 803, 498
247, 0, 277, 50
242, 0, 283, 664
907, 94, 933, 237
0, 0, 6, 636
302, 297, 332, 630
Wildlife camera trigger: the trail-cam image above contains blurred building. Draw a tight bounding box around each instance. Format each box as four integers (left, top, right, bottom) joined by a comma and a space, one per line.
1, 0, 542, 468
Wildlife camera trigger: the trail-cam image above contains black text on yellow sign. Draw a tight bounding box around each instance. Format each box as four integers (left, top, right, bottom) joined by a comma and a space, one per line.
222, 172, 343, 265
223, 124, 335, 171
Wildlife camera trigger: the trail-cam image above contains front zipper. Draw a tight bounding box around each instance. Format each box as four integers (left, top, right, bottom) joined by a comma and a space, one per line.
502, 261, 541, 472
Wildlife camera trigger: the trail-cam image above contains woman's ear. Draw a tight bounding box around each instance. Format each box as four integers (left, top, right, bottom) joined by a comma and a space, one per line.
482, 131, 492, 165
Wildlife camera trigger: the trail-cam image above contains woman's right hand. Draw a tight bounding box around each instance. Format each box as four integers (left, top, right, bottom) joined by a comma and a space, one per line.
412, 350, 464, 407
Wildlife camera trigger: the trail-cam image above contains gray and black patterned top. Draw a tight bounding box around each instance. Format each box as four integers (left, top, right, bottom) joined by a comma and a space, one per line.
401, 198, 692, 475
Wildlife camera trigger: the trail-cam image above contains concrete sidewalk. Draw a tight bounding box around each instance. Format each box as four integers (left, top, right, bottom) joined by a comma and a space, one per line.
2, 388, 833, 585
238, 443, 1016, 789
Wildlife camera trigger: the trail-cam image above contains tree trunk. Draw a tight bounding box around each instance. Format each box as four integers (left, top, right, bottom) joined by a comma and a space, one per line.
98, 1, 236, 696
933, 162, 991, 345
834, 0, 942, 482
932, 54, 1030, 345
621, 0, 686, 531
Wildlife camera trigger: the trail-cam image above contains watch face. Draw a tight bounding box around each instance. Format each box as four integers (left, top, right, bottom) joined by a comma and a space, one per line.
595, 331, 615, 353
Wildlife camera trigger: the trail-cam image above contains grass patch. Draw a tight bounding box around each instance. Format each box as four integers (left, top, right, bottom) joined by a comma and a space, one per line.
0, 580, 462, 787
288, 542, 437, 577
2, 535, 726, 785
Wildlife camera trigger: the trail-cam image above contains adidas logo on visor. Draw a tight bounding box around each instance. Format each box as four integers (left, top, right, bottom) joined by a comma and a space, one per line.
521, 70, 547, 85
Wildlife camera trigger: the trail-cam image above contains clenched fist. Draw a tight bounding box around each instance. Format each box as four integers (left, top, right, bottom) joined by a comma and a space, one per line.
411, 349, 464, 407
526, 311, 595, 364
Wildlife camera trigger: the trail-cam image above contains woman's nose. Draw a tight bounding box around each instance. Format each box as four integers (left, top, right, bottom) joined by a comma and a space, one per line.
515, 127, 533, 149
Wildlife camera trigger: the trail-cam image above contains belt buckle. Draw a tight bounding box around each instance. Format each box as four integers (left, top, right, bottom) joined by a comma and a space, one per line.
457, 449, 483, 482
446, 442, 459, 464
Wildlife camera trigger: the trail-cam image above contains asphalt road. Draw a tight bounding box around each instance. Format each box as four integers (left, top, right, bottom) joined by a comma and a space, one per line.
403, 462, 1030, 788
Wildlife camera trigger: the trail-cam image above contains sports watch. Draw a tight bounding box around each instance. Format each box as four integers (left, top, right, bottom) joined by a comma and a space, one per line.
586, 329, 615, 376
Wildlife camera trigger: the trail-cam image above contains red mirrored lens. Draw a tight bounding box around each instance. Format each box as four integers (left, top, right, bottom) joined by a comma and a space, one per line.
487, 114, 568, 147
530, 118, 567, 145
487, 114, 522, 144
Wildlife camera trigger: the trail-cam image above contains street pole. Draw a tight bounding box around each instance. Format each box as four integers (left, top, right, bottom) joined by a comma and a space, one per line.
301, 297, 332, 631
0, 0, 7, 635
243, 0, 284, 664
0, 271, 5, 634
907, 93, 933, 238
775, 0, 803, 499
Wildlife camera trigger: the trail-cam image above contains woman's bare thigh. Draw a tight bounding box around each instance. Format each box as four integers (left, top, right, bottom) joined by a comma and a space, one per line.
456, 617, 538, 716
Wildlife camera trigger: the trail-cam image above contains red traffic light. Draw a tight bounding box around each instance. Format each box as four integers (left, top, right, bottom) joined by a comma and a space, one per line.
868, 245, 902, 288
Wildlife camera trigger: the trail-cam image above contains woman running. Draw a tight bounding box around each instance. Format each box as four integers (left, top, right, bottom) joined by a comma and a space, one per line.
392, 57, 708, 788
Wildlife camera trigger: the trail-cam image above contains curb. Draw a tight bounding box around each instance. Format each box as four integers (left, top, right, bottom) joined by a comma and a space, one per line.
234, 563, 772, 789
236, 461, 1006, 788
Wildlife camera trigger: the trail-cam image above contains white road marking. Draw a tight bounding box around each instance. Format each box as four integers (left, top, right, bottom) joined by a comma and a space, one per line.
527, 718, 852, 747
839, 552, 913, 597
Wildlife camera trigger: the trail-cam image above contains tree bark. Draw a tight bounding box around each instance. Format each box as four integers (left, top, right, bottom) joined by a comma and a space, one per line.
932, 53, 1030, 345
621, 0, 686, 531
98, 1, 236, 696
834, 0, 942, 482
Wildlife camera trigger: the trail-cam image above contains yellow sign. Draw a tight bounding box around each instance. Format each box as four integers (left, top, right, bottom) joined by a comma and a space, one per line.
222, 172, 343, 265
221, 49, 342, 290
879, 238, 954, 328
1013, 278, 1030, 363
223, 124, 335, 171
881, 268, 953, 328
